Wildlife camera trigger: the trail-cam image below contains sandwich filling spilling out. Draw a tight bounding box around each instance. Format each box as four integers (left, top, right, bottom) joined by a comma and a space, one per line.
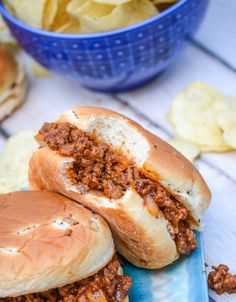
0, 256, 131, 302
39, 122, 197, 256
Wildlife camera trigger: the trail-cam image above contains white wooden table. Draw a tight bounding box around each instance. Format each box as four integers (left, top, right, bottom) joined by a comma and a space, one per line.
0, 1, 236, 301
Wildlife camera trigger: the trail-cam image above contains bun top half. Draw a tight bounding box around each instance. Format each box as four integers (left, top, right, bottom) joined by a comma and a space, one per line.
57, 106, 211, 223
0, 45, 18, 94
0, 191, 114, 298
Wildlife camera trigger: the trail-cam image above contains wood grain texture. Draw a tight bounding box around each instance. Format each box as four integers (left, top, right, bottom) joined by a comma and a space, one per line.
0, 136, 6, 152
199, 161, 236, 302
195, 0, 236, 69
0, 76, 169, 139
115, 43, 236, 183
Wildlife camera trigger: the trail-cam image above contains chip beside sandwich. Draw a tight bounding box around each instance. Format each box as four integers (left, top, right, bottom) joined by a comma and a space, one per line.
0, 131, 38, 193
168, 81, 236, 152
0, 191, 131, 302
29, 107, 211, 269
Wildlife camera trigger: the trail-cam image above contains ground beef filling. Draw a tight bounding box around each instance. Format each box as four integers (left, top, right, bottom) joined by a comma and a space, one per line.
208, 264, 236, 295
0, 257, 131, 302
39, 122, 197, 255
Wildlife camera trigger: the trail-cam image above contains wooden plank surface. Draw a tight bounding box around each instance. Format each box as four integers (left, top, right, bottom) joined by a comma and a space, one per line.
116, 43, 236, 182
199, 161, 236, 302
0, 136, 6, 152
0, 76, 164, 136
195, 0, 236, 70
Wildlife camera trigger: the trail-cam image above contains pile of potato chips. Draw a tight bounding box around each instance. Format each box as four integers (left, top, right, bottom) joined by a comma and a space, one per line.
168, 82, 236, 153
0, 131, 38, 193
167, 138, 200, 162
4, 0, 178, 34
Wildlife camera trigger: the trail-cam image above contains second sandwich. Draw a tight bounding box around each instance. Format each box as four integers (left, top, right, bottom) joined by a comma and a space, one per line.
0, 191, 131, 302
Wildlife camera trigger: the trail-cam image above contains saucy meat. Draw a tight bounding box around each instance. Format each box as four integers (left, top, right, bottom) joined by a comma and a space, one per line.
0, 256, 131, 302
208, 264, 236, 295
39, 122, 197, 255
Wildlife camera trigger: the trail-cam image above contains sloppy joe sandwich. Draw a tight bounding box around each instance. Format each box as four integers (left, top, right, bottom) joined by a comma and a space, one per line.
0, 44, 27, 121
29, 107, 211, 269
0, 191, 131, 302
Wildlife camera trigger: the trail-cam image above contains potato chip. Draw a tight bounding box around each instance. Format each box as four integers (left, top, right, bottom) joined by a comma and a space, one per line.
67, 0, 157, 33
43, 0, 58, 30
152, 0, 178, 12
214, 96, 236, 149
223, 126, 236, 149
168, 82, 232, 152
55, 21, 81, 34
167, 138, 201, 162
152, 0, 177, 3
50, 0, 78, 31
4, 0, 48, 28
67, 0, 124, 33
215, 96, 236, 131
3, 0, 175, 33
0, 131, 38, 190
126, 0, 158, 26
94, 0, 131, 4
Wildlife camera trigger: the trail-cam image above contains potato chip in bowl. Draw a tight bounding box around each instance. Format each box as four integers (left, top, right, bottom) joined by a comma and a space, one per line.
66, 0, 157, 34
0, 0, 209, 92
3, 0, 177, 33
49, 0, 79, 32
4, 0, 56, 29
94, 0, 132, 4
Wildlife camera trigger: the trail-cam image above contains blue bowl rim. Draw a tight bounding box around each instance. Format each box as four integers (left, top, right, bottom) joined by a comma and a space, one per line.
0, 0, 191, 39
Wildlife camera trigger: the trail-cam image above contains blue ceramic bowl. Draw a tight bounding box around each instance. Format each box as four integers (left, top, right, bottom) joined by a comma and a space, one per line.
0, 0, 208, 92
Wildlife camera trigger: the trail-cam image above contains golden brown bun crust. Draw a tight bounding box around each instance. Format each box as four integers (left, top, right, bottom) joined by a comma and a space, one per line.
0, 191, 114, 298
0, 45, 17, 94
29, 148, 178, 269
58, 107, 211, 220
29, 106, 211, 269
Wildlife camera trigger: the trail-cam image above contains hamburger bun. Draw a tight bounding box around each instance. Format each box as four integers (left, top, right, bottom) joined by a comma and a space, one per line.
29, 107, 211, 269
0, 191, 114, 298
0, 44, 27, 121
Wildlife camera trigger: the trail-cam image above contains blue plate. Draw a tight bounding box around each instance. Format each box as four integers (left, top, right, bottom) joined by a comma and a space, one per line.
124, 232, 209, 302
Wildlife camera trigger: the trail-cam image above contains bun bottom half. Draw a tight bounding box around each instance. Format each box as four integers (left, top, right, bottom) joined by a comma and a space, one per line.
29, 148, 178, 269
